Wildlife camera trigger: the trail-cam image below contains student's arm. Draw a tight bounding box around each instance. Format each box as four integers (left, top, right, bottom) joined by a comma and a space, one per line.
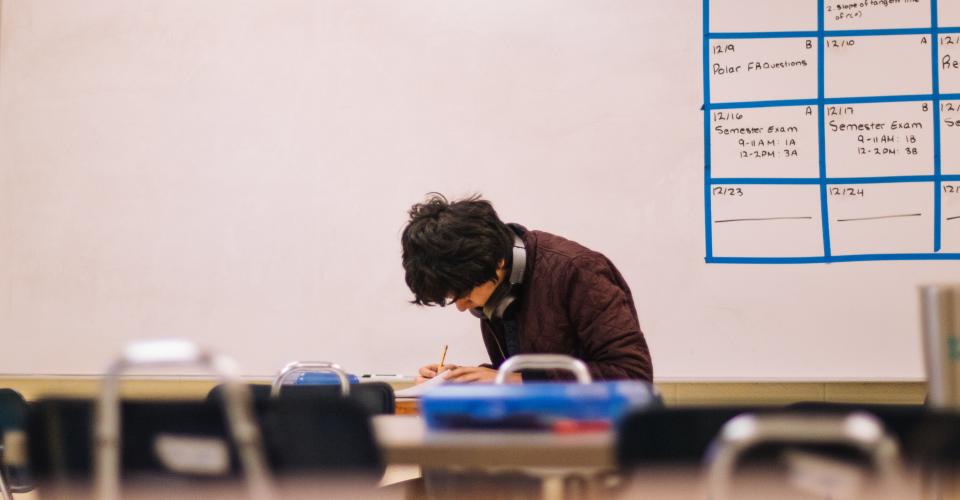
564, 254, 653, 382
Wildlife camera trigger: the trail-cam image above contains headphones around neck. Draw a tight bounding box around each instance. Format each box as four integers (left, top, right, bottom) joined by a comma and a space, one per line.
471, 234, 527, 320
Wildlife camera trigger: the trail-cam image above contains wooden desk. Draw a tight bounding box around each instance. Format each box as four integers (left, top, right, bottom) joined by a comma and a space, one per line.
394, 398, 419, 415
372, 415, 614, 469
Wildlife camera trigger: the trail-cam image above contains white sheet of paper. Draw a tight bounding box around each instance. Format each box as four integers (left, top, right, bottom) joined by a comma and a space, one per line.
393, 370, 451, 399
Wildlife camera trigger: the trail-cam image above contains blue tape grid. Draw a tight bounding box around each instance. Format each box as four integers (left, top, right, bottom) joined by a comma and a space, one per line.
709, 254, 960, 264
710, 27, 960, 39
712, 94, 960, 109
933, 0, 943, 251
703, 0, 713, 260
817, 0, 831, 259
713, 175, 960, 185
703, 0, 958, 264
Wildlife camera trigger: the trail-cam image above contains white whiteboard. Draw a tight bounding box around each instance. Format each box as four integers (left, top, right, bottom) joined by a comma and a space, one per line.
1, 0, 954, 380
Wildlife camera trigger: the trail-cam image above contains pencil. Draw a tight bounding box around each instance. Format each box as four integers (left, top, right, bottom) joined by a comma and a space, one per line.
438, 344, 448, 373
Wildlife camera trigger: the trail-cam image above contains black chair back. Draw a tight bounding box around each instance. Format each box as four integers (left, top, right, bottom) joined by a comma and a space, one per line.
0, 389, 33, 493
27, 396, 382, 486
617, 406, 769, 467
619, 404, 960, 470
207, 382, 395, 415
786, 402, 960, 468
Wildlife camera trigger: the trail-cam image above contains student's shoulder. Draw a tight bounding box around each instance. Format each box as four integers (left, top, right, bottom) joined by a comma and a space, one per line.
529, 230, 606, 270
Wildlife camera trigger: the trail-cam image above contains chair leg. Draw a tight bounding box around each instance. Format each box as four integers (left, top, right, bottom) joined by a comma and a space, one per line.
0, 467, 14, 500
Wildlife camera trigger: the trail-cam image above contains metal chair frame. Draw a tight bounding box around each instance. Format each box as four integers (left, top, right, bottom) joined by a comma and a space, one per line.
706, 412, 903, 500
95, 339, 275, 500
494, 354, 592, 385
270, 361, 351, 398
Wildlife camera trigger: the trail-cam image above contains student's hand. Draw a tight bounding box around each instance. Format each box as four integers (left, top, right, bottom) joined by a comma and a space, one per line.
416, 363, 458, 384
446, 366, 521, 384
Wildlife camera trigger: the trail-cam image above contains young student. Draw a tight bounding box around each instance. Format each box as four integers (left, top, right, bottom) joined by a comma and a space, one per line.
401, 194, 653, 384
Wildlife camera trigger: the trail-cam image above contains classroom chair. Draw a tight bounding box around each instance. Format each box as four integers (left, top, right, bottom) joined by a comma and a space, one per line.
704, 412, 902, 500
617, 406, 771, 467
786, 402, 960, 469
206, 360, 395, 415
619, 407, 908, 498
272, 360, 395, 415
0, 389, 32, 500
20, 339, 274, 499
270, 361, 354, 397
20, 340, 382, 500
25, 398, 382, 497
617, 404, 952, 468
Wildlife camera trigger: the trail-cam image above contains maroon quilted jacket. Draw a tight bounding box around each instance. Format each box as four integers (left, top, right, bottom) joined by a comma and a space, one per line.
479, 227, 653, 382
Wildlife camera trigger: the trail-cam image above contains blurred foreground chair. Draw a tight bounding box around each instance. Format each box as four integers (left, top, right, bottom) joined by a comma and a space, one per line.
704, 412, 901, 500
617, 407, 770, 467
19, 341, 381, 500
207, 361, 395, 416
0, 389, 31, 500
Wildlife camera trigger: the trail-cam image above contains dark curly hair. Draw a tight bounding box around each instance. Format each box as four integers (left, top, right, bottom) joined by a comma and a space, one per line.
401, 193, 515, 306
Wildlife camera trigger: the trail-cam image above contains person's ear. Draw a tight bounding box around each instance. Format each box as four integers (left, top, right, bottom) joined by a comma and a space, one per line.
496, 259, 507, 280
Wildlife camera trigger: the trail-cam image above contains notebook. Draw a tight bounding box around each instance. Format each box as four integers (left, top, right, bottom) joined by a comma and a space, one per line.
393, 370, 451, 399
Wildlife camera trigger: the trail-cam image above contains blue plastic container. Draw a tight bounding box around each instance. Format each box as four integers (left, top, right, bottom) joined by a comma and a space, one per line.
420, 381, 661, 430
295, 371, 360, 385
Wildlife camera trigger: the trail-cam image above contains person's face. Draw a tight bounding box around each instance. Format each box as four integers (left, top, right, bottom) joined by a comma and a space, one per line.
449, 261, 506, 312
